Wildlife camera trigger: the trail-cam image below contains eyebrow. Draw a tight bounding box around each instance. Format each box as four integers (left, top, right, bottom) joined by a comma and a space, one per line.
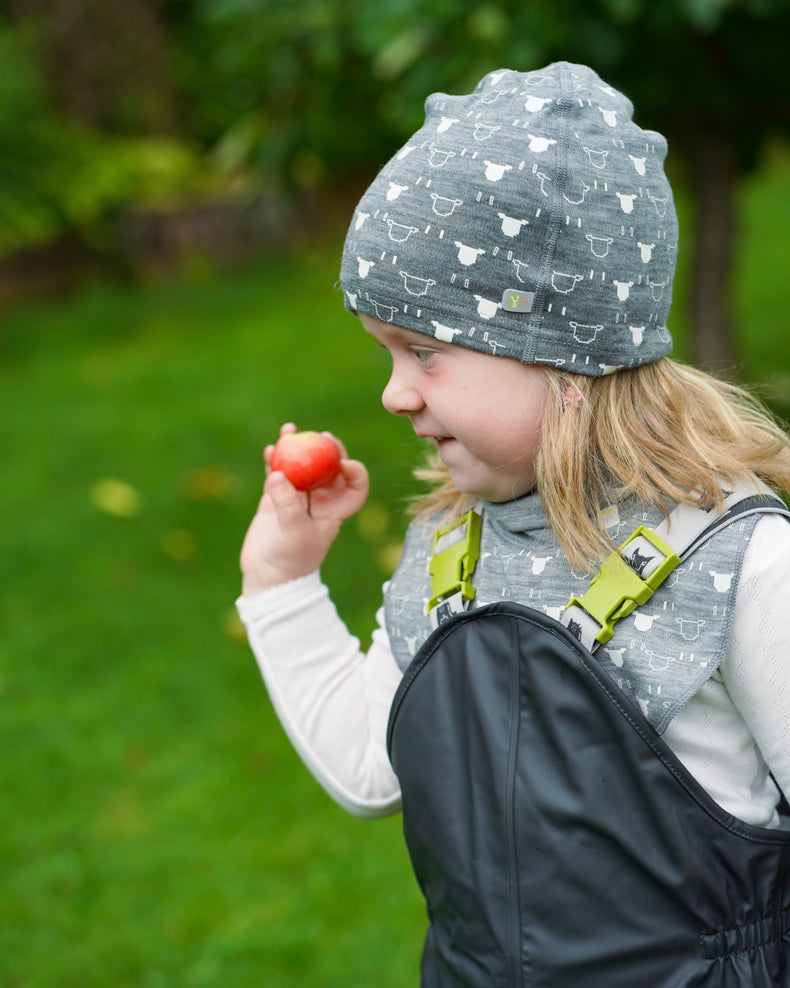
368, 323, 438, 347
399, 328, 435, 345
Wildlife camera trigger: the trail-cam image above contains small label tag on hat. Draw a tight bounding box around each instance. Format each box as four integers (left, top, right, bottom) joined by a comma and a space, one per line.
502, 288, 535, 312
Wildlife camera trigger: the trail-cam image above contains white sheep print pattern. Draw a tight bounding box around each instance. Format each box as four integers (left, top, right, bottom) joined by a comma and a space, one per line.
341, 63, 678, 375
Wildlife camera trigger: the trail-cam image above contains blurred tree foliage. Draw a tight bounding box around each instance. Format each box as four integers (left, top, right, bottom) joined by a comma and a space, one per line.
1, 0, 788, 362
0, 0, 233, 255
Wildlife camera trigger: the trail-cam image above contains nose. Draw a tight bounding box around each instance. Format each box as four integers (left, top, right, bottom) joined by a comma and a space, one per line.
382, 367, 424, 417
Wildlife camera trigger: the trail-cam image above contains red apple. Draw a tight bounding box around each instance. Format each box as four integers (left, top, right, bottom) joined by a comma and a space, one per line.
270, 431, 341, 491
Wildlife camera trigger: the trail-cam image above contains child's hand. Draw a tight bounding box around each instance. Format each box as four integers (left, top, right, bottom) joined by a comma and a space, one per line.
239, 424, 369, 596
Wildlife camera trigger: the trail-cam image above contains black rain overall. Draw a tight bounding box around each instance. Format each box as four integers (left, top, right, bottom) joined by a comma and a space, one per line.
387, 603, 790, 986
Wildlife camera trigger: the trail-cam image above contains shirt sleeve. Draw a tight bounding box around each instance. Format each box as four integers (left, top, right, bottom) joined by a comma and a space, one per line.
236, 572, 403, 818
723, 513, 790, 805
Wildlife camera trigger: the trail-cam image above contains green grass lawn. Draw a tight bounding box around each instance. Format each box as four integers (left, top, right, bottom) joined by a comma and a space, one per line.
0, 149, 788, 987
0, 241, 428, 987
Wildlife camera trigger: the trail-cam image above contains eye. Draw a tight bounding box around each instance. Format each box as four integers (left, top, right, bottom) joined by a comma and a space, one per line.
411, 347, 437, 365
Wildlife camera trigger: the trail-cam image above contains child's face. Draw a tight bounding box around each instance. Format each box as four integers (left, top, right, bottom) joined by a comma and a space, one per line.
361, 314, 548, 503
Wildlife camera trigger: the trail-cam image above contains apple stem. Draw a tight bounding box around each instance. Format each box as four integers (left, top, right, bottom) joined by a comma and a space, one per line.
306, 491, 312, 517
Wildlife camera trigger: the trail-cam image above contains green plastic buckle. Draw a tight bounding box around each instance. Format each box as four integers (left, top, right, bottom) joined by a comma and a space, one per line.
426, 509, 482, 615
565, 526, 680, 645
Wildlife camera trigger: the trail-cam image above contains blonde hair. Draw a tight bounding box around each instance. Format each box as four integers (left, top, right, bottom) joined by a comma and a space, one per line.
411, 358, 790, 571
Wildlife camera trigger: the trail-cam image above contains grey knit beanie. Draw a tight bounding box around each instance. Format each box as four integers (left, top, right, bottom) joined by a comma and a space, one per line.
340, 62, 678, 376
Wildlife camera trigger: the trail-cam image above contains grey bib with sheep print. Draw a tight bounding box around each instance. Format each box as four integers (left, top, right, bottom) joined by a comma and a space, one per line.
384, 491, 763, 735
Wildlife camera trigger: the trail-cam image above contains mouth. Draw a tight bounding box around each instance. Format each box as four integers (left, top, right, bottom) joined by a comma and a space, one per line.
417, 434, 452, 447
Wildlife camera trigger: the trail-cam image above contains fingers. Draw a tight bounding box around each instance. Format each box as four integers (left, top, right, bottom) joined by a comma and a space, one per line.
339, 458, 370, 501
324, 430, 348, 459
303, 460, 369, 523
343, 461, 370, 518
241, 430, 368, 594
262, 427, 368, 520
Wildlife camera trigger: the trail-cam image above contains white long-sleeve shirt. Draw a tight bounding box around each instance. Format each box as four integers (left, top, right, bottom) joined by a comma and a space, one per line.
237, 514, 790, 828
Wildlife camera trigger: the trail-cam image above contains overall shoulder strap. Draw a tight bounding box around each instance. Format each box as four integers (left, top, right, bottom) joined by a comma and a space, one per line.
561, 480, 790, 653
426, 508, 482, 628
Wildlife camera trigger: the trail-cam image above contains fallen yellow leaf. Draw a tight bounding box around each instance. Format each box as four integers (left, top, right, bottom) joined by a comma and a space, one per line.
91, 478, 142, 518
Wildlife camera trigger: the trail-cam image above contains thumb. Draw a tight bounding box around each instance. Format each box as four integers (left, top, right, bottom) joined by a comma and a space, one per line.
266, 471, 310, 524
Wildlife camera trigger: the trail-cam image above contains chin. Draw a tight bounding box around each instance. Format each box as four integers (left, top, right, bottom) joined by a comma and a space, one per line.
450, 476, 517, 503
446, 458, 534, 503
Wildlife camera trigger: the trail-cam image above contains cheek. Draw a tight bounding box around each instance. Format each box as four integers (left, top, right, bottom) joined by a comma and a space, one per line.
498, 377, 548, 431
490, 385, 548, 460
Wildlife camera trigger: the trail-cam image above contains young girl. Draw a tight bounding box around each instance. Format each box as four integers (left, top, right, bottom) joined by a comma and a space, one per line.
238, 63, 790, 985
